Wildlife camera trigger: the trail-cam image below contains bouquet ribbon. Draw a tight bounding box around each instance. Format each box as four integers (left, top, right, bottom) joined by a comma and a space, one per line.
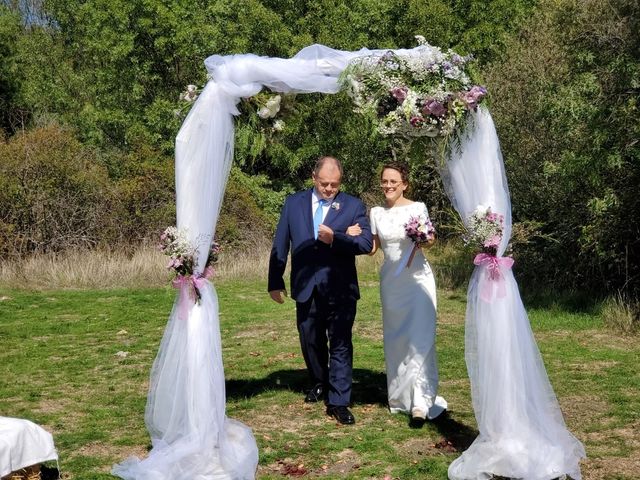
172, 266, 215, 320
473, 253, 514, 302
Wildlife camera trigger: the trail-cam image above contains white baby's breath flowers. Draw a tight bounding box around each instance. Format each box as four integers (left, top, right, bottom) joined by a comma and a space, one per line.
414, 35, 427, 46
273, 119, 285, 132
402, 90, 420, 118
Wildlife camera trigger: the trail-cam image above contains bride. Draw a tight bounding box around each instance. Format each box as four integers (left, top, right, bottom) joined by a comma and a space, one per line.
350, 161, 447, 422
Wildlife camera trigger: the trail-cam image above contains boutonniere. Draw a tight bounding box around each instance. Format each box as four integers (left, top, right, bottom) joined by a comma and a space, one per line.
331, 202, 340, 210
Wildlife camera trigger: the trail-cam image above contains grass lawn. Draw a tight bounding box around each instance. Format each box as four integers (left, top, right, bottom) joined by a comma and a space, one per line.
0, 275, 638, 479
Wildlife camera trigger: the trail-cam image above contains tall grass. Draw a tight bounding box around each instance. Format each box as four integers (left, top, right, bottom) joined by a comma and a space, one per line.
601, 293, 639, 334
0, 244, 274, 290
0, 241, 470, 291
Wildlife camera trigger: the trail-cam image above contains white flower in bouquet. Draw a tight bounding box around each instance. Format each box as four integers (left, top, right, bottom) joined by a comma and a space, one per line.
159, 227, 195, 275
273, 119, 285, 132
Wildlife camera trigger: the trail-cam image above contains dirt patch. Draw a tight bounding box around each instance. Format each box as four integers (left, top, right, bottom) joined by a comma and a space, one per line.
314, 448, 363, 477
558, 394, 610, 430
437, 311, 464, 326
397, 437, 446, 458
582, 453, 640, 480
249, 402, 326, 437
71, 441, 148, 473
581, 421, 640, 479
579, 330, 640, 350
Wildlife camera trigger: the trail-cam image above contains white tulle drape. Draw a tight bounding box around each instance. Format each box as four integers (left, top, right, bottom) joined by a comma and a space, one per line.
443, 108, 585, 480
112, 43, 584, 479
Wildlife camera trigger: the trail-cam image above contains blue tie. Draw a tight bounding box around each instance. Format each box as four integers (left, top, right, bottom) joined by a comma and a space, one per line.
313, 199, 327, 239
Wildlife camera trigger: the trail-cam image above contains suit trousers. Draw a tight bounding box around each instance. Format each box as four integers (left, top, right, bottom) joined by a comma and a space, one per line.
296, 288, 356, 407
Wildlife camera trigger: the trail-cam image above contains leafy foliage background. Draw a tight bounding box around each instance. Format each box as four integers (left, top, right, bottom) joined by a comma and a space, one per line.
1, 0, 638, 301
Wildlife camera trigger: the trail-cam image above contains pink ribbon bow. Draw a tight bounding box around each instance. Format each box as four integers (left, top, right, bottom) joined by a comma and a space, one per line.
473, 253, 514, 302
172, 266, 215, 320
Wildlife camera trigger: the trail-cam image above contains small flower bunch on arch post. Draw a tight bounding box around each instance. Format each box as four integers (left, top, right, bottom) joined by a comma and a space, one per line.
159, 227, 220, 308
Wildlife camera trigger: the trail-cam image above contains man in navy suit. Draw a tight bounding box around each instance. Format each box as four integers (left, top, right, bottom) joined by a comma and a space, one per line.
268, 156, 373, 425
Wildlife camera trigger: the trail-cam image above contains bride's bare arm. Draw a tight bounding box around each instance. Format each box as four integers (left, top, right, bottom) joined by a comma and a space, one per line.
369, 235, 379, 255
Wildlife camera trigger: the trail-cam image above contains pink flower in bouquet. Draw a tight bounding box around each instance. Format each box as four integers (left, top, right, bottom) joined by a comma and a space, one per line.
404, 215, 435, 245
410, 116, 424, 127
391, 86, 408, 102
461, 85, 487, 110
167, 257, 183, 269
484, 234, 501, 249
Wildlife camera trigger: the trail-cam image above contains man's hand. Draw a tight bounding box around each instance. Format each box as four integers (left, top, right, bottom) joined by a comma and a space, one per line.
317, 224, 334, 244
269, 289, 287, 304
346, 223, 362, 236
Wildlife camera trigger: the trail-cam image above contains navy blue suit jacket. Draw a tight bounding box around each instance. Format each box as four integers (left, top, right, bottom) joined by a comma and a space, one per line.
268, 189, 373, 303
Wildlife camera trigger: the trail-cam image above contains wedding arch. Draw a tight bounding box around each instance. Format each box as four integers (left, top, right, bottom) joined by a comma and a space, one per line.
112, 43, 585, 480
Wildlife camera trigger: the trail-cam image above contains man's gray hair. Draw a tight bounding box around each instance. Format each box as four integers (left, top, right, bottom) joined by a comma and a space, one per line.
313, 156, 343, 176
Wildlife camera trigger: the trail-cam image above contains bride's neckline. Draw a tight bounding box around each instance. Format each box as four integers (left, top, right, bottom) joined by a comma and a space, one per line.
383, 201, 418, 209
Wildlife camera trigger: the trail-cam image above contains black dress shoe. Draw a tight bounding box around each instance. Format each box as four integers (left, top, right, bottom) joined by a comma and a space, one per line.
326, 405, 355, 425
304, 383, 324, 403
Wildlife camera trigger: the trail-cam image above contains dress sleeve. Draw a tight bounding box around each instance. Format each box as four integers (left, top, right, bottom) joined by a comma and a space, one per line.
421, 202, 431, 222
370, 207, 377, 235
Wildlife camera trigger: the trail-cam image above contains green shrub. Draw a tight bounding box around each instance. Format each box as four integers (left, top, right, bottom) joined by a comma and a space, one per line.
0, 125, 113, 255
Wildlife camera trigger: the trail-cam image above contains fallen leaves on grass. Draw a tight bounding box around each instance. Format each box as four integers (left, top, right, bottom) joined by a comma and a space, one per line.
278, 460, 308, 476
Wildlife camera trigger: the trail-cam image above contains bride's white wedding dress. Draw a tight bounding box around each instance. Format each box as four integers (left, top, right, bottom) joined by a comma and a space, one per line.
370, 202, 447, 419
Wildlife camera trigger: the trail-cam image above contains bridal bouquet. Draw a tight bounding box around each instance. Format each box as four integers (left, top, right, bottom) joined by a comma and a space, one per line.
159, 227, 220, 304
405, 214, 436, 246
395, 214, 435, 274
339, 37, 487, 139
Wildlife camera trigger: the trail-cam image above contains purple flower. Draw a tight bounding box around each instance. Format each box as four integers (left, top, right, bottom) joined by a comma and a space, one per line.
404, 215, 435, 244
451, 53, 464, 65
422, 99, 446, 117
461, 85, 488, 110
391, 86, 408, 102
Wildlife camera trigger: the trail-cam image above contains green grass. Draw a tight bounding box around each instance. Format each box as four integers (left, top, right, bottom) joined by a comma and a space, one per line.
1, 279, 639, 479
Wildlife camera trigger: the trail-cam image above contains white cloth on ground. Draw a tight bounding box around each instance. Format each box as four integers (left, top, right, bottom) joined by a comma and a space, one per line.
0, 416, 57, 477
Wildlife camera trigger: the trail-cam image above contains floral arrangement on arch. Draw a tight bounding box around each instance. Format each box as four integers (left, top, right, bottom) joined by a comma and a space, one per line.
339, 36, 487, 140
159, 227, 220, 306
177, 84, 291, 134
465, 205, 515, 300
239, 91, 295, 133
464, 205, 505, 256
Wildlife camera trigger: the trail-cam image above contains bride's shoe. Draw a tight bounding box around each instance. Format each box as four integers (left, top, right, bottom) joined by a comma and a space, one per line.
411, 407, 427, 420
409, 407, 427, 428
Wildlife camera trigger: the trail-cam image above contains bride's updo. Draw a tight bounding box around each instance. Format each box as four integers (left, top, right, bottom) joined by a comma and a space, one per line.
381, 161, 410, 185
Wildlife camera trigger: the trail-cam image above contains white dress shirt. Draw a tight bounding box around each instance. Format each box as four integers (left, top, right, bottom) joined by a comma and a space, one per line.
311, 189, 331, 224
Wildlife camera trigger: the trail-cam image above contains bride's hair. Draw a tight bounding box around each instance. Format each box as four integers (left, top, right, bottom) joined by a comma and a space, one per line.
381, 161, 410, 185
